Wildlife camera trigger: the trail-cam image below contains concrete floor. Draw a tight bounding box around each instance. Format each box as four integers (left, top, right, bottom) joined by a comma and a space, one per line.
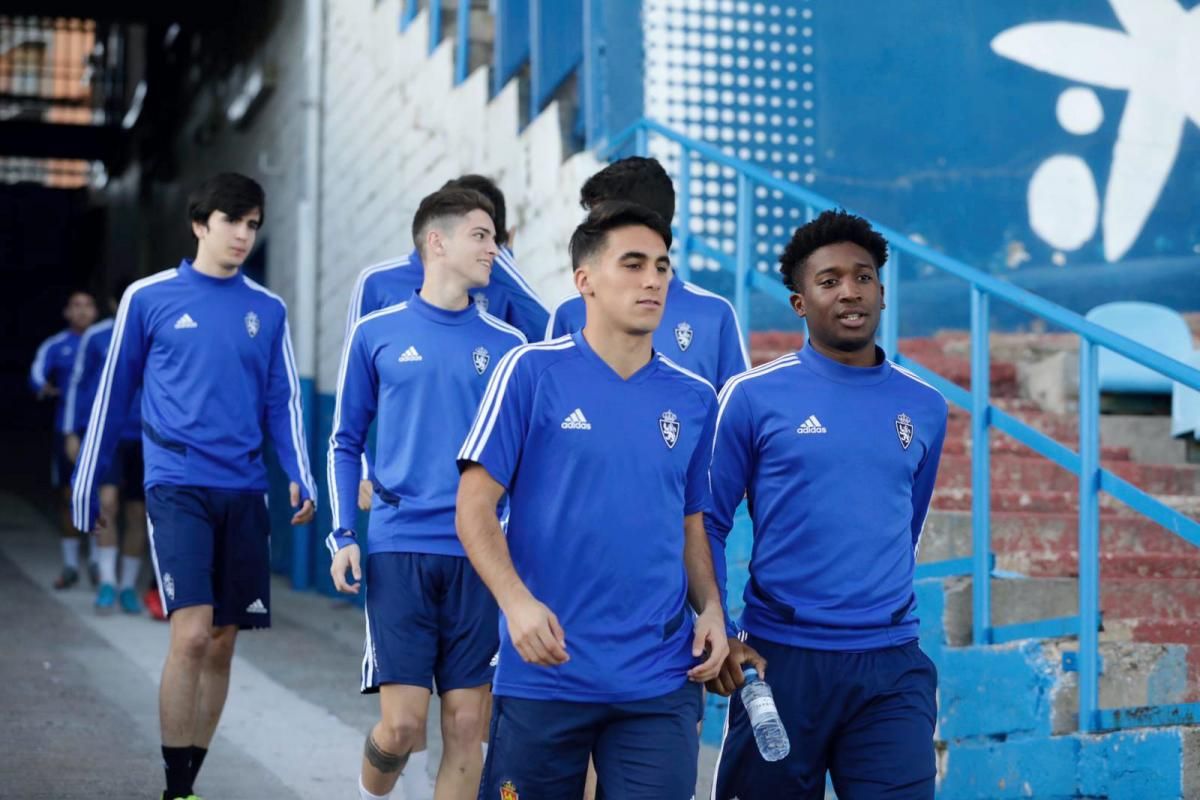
0, 492, 722, 799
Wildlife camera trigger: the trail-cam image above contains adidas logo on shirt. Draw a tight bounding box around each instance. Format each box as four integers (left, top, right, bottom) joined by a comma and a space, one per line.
560, 408, 592, 430
796, 415, 827, 434
398, 346, 423, 363
245, 598, 268, 614
173, 313, 198, 330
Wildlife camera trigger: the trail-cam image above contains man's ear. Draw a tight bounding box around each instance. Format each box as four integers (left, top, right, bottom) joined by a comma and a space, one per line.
789, 291, 807, 319
574, 263, 594, 297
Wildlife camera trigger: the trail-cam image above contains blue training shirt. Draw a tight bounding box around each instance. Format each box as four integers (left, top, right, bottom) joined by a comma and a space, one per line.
346, 247, 548, 344
62, 318, 141, 441
706, 341, 948, 650
458, 331, 718, 703
546, 275, 749, 391
327, 291, 525, 557
30, 328, 82, 433
70, 260, 316, 532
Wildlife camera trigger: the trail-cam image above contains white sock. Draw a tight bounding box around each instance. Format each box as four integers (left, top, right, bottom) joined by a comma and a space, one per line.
95, 546, 118, 586
119, 555, 141, 590
481, 742, 488, 761
358, 775, 390, 800
61, 538, 80, 570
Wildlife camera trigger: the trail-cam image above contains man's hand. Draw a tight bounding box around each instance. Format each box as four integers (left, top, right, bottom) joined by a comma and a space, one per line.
64, 434, 81, 464
330, 542, 362, 594
290, 482, 315, 525
37, 383, 60, 400
504, 594, 569, 666
687, 606, 729, 684
706, 638, 768, 697
357, 479, 373, 511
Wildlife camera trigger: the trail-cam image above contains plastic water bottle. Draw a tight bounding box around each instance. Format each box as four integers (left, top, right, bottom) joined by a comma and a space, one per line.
741, 666, 790, 762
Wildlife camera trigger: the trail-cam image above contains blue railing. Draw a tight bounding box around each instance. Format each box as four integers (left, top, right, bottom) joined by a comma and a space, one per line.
604, 117, 1200, 735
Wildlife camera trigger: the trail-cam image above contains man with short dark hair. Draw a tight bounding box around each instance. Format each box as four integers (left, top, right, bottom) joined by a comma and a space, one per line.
30, 288, 97, 589
72, 172, 316, 800
708, 210, 947, 799
329, 187, 525, 800
547, 156, 749, 392
457, 201, 728, 798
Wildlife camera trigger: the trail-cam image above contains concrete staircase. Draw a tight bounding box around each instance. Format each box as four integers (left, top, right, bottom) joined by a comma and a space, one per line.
733, 330, 1200, 798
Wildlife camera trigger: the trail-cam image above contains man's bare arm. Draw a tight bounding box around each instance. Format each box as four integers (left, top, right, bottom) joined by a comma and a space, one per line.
455, 463, 568, 665
684, 511, 728, 682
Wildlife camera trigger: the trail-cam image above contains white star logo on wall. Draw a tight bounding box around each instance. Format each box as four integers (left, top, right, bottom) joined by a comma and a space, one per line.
992, 0, 1200, 261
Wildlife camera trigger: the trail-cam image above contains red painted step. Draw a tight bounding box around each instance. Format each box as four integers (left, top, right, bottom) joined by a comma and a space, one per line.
935, 456, 1200, 496
940, 437, 1130, 461
1019, 552, 1200, 580
930, 488, 1200, 517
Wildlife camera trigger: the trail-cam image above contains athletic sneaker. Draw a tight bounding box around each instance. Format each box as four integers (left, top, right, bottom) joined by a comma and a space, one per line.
95, 583, 117, 614
53, 567, 79, 590
118, 587, 142, 614
144, 588, 167, 621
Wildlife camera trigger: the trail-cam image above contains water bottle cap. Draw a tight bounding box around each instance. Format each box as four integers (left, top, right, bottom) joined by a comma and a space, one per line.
742, 666, 759, 681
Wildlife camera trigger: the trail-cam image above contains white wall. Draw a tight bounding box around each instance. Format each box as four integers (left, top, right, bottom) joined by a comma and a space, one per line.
316, 1, 600, 389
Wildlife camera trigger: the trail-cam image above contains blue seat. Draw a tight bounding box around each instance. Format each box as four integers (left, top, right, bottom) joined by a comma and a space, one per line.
1085, 302, 1193, 396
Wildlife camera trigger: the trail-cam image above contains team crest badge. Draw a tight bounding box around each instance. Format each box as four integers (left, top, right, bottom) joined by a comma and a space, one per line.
244, 311, 260, 338
472, 292, 489, 312
472, 346, 490, 375
659, 409, 680, 449
500, 781, 519, 800
674, 321, 694, 352
895, 413, 914, 450
163, 573, 175, 601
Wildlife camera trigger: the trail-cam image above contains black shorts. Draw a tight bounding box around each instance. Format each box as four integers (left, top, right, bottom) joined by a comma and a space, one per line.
101, 438, 145, 500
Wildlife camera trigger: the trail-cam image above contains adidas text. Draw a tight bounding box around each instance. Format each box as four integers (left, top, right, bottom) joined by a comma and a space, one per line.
796, 415, 827, 434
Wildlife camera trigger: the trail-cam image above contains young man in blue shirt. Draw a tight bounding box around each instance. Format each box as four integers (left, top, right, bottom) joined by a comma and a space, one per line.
328, 188, 526, 800
63, 277, 148, 615
707, 210, 948, 799
546, 157, 749, 392
456, 201, 729, 799
71, 173, 316, 800
30, 289, 97, 589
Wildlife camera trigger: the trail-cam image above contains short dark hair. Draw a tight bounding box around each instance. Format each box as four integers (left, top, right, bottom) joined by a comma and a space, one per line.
568, 201, 672, 271
188, 173, 265, 232
580, 157, 675, 224
443, 174, 508, 247
411, 188, 496, 258
779, 209, 888, 292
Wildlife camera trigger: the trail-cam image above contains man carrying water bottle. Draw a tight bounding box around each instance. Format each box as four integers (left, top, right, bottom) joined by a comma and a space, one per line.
706, 210, 948, 799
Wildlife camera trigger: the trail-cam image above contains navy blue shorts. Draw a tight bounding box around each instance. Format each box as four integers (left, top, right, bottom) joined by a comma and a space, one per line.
361, 552, 498, 694
101, 439, 145, 500
713, 635, 937, 800
50, 433, 71, 489
482, 682, 702, 800
145, 485, 272, 629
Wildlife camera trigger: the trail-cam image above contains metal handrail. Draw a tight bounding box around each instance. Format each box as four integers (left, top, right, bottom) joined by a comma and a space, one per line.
604, 117, 1200, 734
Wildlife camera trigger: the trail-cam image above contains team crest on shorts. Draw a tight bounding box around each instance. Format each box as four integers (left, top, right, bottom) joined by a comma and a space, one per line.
500, 781, 519, 800
895, 413, 914, 450
659, 409, 680, 449
244, 311, 260, 338
674, 321, 694, 352
163, 573, 175, 601
472, 346, 490, 375
472, 292, 489, 312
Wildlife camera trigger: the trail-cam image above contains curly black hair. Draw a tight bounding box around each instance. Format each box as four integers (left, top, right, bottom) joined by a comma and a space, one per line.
778, 209, 888, 292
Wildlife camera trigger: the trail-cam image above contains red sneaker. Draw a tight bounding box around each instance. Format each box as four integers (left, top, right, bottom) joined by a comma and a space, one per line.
144, 588, 167, 621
